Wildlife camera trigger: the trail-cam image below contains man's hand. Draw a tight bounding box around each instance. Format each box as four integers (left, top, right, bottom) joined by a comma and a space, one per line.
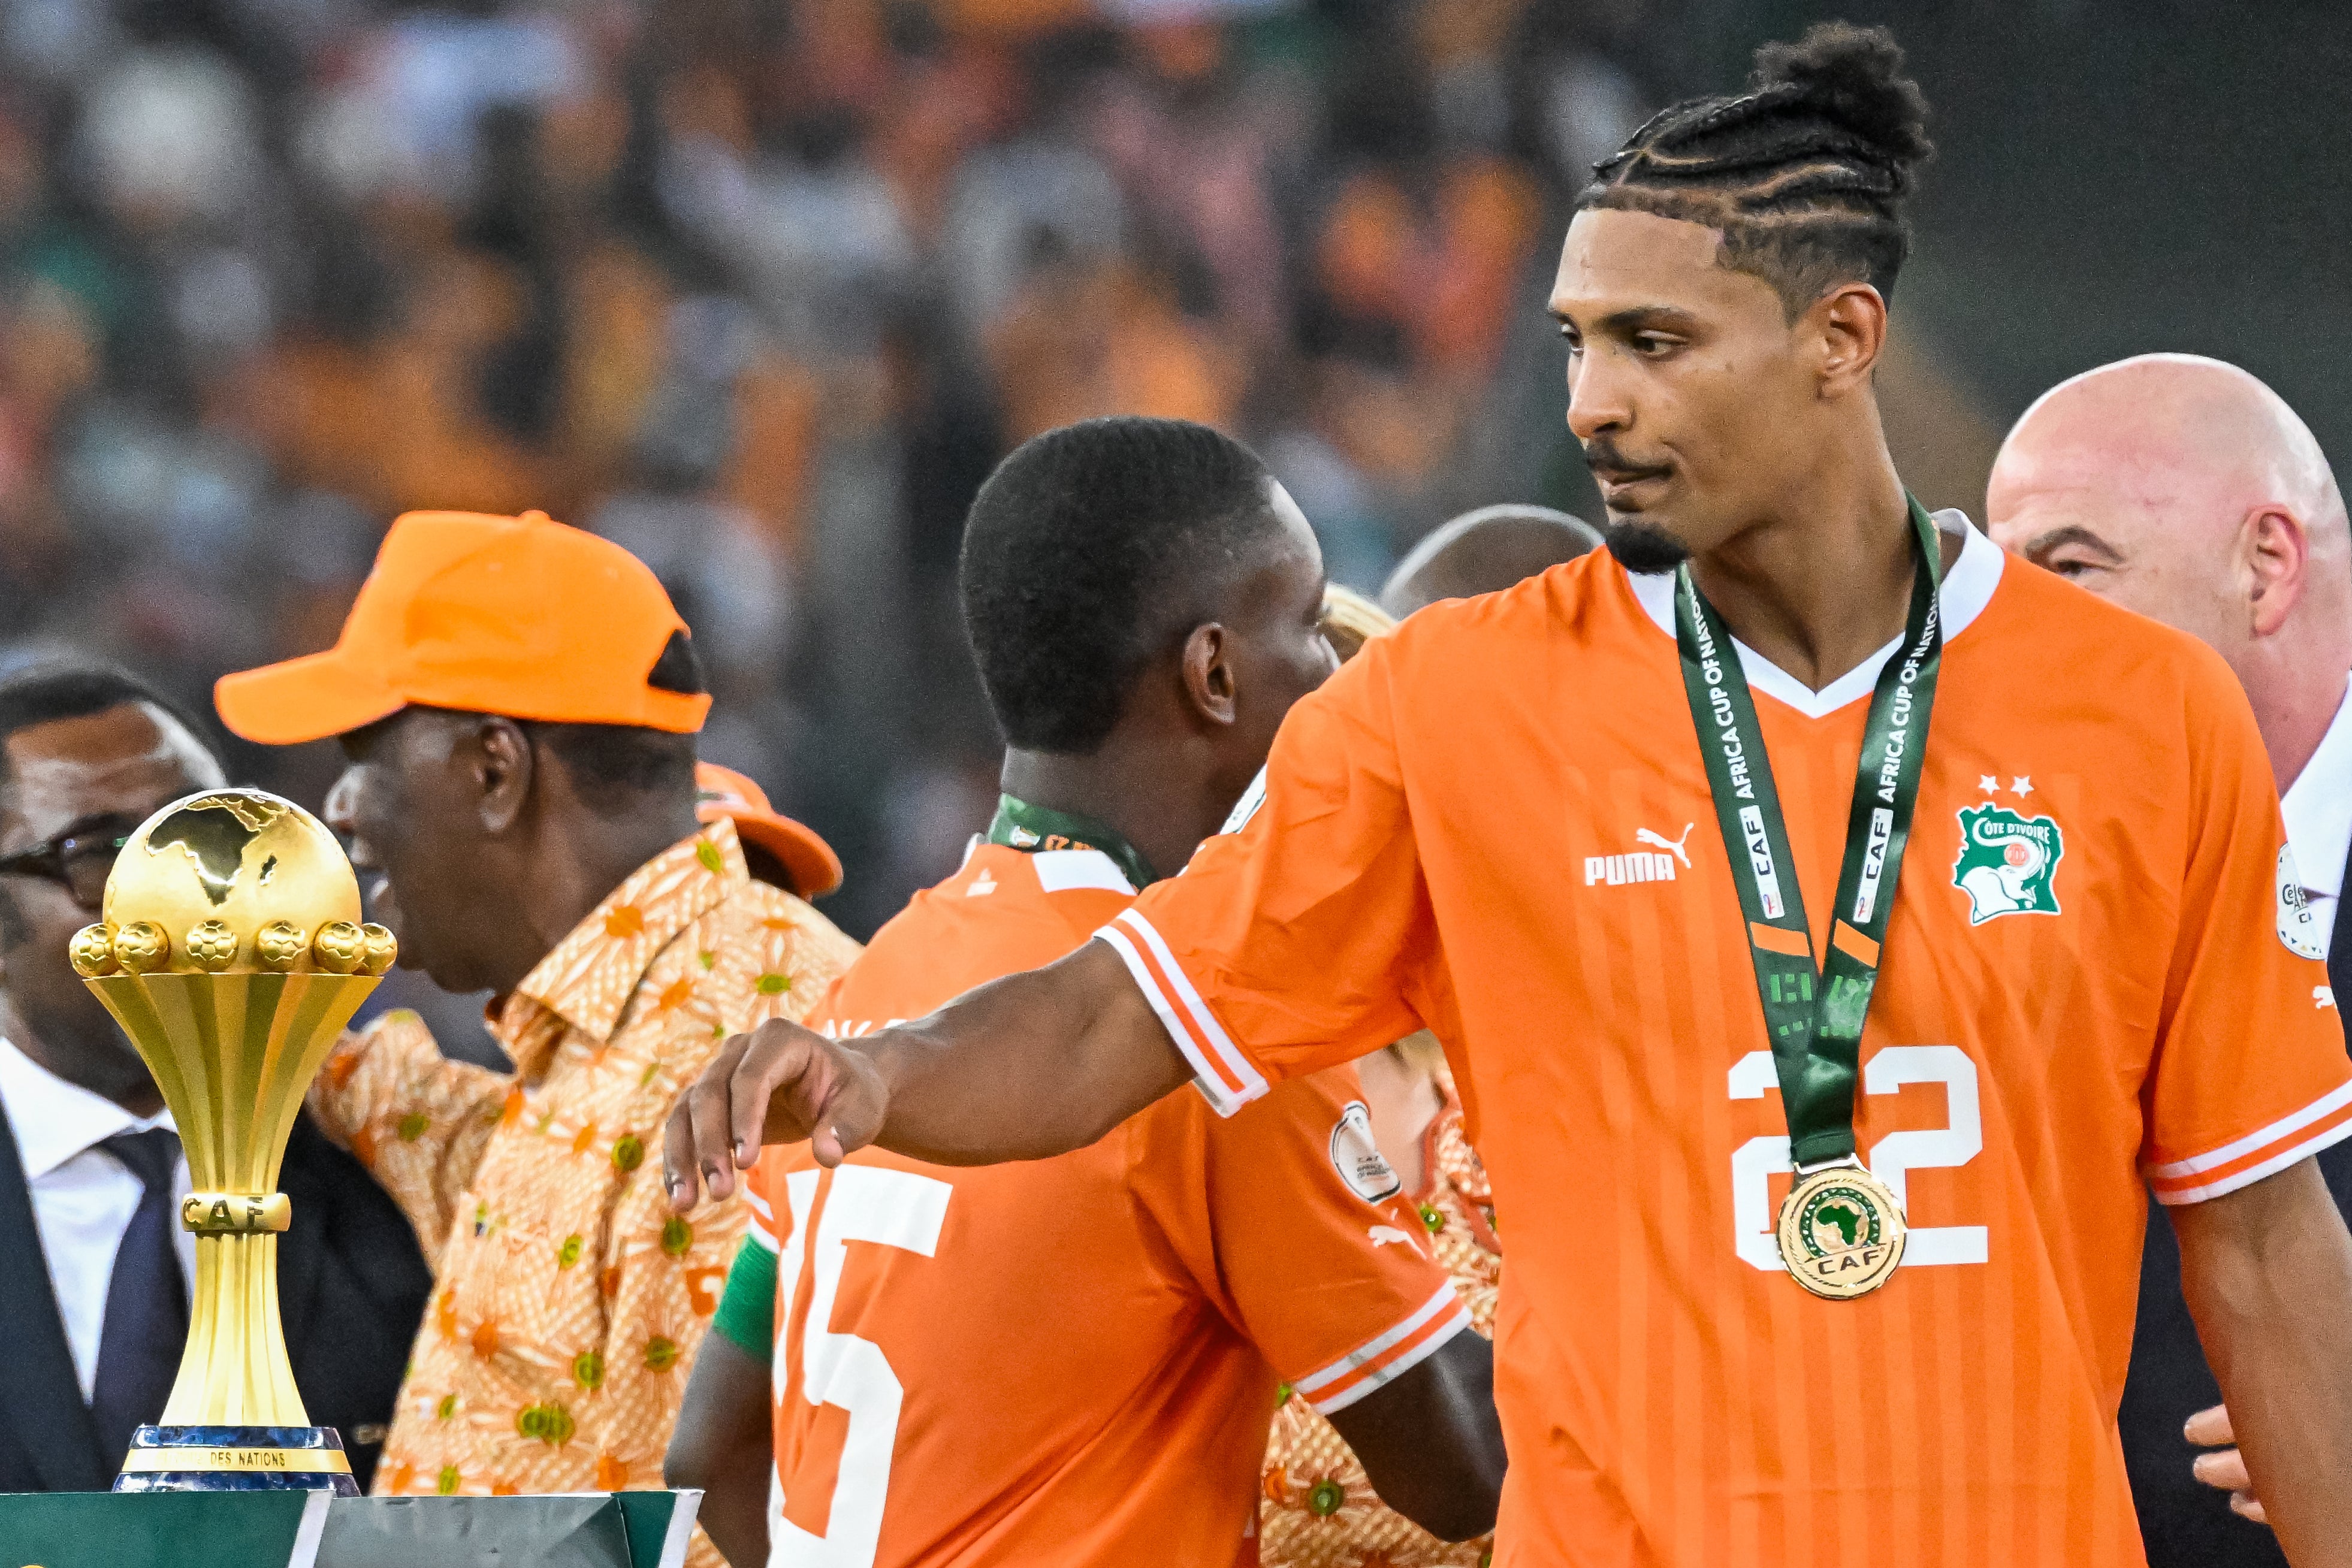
666, 942, 1194, 1188
2174, 1155, 2352, 1566
663, 1019, 889, 1209
2186, 1403, 2268, 1524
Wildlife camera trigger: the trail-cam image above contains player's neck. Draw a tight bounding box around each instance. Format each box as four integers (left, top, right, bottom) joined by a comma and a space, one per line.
1686, 446, 1940, 693
998, 744, 1218, 886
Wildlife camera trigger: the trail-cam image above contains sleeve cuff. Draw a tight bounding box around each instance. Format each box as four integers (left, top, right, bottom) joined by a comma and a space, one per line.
2147, 1077, 2352, 1204
1095, 910, 1270, 1117
1288, 1282, 1474, 1415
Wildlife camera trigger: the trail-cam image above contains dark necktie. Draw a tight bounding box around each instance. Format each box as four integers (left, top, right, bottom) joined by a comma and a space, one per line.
2330, 833, 2352, 1051
90, 1128, 187, 1467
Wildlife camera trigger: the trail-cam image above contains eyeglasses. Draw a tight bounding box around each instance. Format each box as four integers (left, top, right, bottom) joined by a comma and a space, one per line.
0, 829, 133, 907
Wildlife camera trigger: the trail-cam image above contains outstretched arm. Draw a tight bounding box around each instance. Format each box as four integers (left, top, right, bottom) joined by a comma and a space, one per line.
665, 939, 1189, 1205
2173, 1155, 2352, 1566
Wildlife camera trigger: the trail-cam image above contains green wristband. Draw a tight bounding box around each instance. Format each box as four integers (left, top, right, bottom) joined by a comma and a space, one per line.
711, 1232, 778, 1358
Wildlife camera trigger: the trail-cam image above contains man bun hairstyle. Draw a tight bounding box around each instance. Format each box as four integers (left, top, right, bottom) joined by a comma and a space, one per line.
961, 416, 1281, 756
1578, 21, 1934, 316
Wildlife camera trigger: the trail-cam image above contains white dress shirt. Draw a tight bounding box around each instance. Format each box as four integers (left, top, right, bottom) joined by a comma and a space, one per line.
0, 1037, 192, 1401
2281, 673, 2352, 957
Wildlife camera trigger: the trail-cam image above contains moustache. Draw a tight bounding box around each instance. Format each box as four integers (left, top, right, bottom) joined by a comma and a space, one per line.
1582, 441, 1672, 481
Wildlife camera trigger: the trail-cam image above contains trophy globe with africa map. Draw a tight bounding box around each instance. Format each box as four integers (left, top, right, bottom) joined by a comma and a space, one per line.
68, 787, 395, 1492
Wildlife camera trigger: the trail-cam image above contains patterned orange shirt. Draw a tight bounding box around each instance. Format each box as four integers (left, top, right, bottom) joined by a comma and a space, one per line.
309, 819, 858, 1557
1263, 1086, 1500, 1568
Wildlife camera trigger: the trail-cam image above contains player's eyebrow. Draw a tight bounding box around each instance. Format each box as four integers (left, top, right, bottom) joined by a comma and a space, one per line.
1548, 303, 1704, 335
2021, 524, 2123, 567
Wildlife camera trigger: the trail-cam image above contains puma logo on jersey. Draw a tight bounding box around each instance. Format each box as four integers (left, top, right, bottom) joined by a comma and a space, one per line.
967, 868, 997, 896
1635, 823, 1696, 866
1368, 1224, 1417, 1250
1586, 824, 1693, 888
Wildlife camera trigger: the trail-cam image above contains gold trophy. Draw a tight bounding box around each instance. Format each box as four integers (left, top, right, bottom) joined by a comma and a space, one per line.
68, 787, 395, 1493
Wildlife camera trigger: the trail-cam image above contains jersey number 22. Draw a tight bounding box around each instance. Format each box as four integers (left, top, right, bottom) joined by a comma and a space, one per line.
1729, 1044, 1988, 1271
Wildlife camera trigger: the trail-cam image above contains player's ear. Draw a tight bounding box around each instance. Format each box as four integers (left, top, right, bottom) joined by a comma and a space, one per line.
1180, 623, 1239, 729
2244, 506, 2309, 639
1811, 281, 1888, 398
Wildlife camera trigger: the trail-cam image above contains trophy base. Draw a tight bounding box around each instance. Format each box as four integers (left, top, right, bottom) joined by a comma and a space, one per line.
113, 1424, 361, 1494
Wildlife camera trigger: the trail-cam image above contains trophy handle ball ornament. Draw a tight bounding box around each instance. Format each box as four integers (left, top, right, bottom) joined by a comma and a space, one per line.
69, 787, 396, 1493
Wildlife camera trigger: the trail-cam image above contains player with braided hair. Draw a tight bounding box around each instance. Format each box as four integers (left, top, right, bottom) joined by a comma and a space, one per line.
671, 25, 2352, 1566
1581, 22, 1931, 316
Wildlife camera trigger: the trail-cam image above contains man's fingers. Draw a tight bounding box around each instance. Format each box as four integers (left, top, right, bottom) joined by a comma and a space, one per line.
729, 1024, 813, 1170
2230, 1492, 2269, 1524
678, 1033, 754, 1207
660, 1094, 701, 1211
666, 1021, 895, 1195
2193, 1448, 2252, 1494
816, 1058, 887, 1165
2183, 1403, 2236, 1448
663, 1032, 747, 1210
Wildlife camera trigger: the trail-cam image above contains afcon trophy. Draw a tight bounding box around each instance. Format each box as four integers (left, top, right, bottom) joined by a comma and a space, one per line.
67, 787, 395, 1493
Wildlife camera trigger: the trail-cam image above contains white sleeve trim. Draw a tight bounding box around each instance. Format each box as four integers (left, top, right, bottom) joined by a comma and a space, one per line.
1291, 1282, 1474, 1415
1094, 910, 1269, 1116
2146, 1076, 2352, 1179
2152, 1108, 2352, 1205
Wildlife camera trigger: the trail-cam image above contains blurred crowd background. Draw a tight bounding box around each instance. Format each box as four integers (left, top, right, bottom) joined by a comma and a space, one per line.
0, 0, 2345, 1045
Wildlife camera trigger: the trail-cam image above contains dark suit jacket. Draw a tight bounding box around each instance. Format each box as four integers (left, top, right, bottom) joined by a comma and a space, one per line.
0, 1108, 431, 1493
2119, 846, 2352, 1567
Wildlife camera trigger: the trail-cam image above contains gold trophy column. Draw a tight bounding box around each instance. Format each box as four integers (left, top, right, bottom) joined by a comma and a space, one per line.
70, 788, 395, 1490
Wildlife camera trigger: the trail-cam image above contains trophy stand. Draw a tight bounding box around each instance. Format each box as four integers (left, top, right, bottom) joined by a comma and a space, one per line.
70, 788, 396, 1494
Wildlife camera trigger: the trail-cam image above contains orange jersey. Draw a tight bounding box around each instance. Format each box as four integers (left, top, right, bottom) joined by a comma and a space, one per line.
745, 841, 1469, 1567
1108, 520, 2352, 1568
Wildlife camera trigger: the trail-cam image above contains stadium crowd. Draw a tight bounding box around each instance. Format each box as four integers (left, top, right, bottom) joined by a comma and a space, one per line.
0, 0, 1650, 945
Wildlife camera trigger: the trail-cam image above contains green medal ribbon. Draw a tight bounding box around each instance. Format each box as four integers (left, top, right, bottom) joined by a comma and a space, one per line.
1674, 496, 1945, 1168
985, 793, 1160, 890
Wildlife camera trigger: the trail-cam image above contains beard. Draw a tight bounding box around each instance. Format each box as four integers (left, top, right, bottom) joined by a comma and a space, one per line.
1602, 520, 1690, 576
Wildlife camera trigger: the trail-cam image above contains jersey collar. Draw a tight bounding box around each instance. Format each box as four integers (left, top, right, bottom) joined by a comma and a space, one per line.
1623, 509, 2003, 720
986, 794, 1159, 890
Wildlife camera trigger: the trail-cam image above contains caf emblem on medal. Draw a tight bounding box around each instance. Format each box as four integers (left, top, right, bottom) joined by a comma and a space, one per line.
1776, 1164, 1907, 1300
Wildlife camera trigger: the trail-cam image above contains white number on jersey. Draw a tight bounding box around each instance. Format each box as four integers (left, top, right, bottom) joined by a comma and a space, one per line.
768, 1166, 955, 1567
1728, 1045, 1988, 1272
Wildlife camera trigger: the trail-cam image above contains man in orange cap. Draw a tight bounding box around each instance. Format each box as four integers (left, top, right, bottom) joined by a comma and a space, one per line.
215, 510, 859, 1551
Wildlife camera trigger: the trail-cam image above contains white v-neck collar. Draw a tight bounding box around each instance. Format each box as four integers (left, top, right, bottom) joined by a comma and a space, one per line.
1623, 509, 2004, 720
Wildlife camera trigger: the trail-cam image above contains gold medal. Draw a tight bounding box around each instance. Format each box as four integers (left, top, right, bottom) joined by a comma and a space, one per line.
1776, 1162, 1907, 1300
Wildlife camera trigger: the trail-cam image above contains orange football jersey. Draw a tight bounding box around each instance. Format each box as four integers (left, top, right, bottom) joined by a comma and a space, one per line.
745, 841, 1469, 1567
1107, 520, 2352, 1568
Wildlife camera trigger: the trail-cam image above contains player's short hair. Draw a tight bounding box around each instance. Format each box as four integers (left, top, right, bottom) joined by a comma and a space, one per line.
960, 417, 1282, 755
1577, 22, 1934, 318
0, 659, 216, 798
0, 659, 220, 946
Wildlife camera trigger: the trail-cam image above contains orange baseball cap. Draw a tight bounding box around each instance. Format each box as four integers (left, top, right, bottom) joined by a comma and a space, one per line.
695, 763, 843, 898
215, 510, 711, 744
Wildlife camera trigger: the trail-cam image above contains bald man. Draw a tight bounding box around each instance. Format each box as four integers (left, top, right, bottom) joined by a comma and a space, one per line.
1378, 503, 1603, 618
1989, 352, 2352, 1568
